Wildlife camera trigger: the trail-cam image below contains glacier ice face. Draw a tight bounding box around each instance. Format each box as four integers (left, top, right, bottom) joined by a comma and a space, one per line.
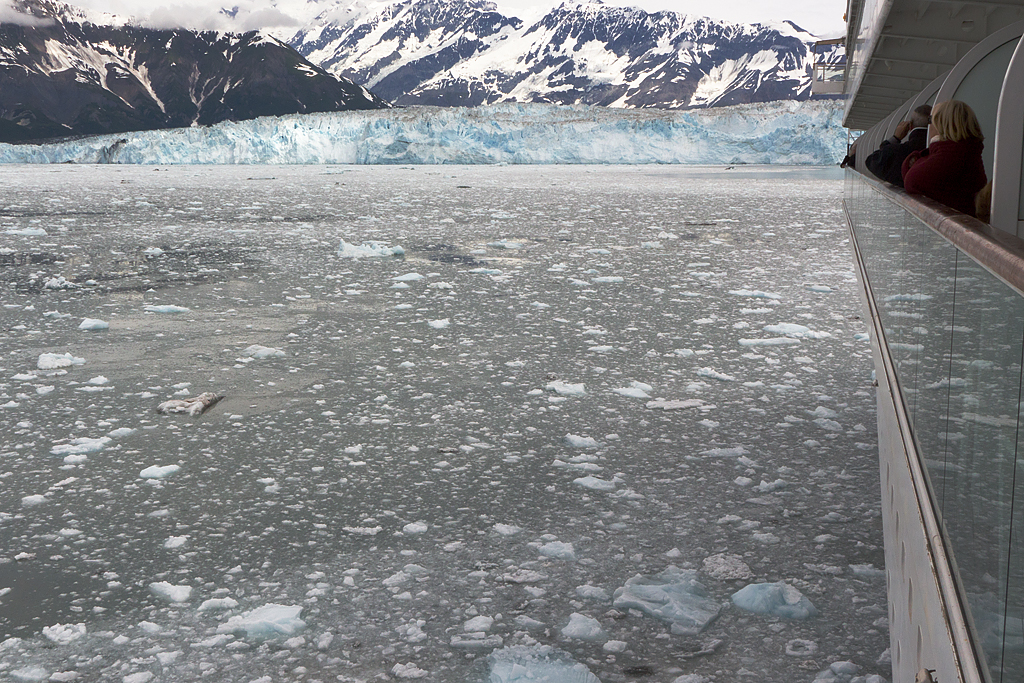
0, 101, 846, 165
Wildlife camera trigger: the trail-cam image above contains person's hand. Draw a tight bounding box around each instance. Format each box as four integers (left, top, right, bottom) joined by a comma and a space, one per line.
894, 121, 913, 140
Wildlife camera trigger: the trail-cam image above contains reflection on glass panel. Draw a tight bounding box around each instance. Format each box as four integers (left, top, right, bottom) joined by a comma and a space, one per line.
942, 256, 1024, 681
846, 173, 1024, 681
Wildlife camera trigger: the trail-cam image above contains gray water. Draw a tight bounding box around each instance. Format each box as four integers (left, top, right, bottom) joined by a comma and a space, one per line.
0, 165, 888, 683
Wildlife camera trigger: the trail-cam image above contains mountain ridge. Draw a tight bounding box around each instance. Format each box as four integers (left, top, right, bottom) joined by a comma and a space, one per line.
0, 0, 388, 142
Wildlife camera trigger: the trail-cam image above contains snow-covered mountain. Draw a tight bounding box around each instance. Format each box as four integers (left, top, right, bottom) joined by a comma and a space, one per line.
0, 0, 388, 142
289, 0, 826, 108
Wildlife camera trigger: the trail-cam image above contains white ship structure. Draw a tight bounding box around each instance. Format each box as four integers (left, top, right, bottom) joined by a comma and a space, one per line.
843, 0, 1024, 680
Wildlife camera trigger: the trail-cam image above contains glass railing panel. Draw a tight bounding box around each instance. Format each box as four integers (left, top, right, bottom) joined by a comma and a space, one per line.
1002, 444, 1024, 681
942, 257, 1024, 681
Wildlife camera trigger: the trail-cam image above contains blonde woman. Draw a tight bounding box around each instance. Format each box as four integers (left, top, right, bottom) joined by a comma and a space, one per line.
901, 100, 987, 217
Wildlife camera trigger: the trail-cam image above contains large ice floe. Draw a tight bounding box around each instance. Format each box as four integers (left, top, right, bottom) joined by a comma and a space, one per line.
0, 101, 846, 165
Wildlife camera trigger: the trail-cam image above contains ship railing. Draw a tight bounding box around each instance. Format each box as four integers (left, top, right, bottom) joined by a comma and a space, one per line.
844, 170, 1024, 683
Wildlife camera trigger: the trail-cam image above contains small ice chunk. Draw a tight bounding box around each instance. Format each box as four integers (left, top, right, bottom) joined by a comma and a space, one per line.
242, 345, 285, 359
731, 582, 818, 619
122, 673, 153, 683
42, 623, 86, 645
493, 523, 522, 536
217, 604, 305, 639
646, 398, 705, 410
10, 668, 50, 683
402, 521, 429, 535
701, 554, 753, 581
575, 585, 610, 601
560, 613, 606, 641
149, 582, 192, 603
143, 247, 164, 257
338, 239, 404, 258
564, 434, 598, 448
763, 323, 830, 339
487, 645, 600, 683
163, 535, 188, 549
592, 276, 623, 283
21, 494, 47, 507
428, 319, 450, 329
37, 353, 85, 370
603, 640, 627, 653
573, 476, 617, 491
143, 305, 190, 314
140, 465, 180, 480
700, 446, 747, 458
728, 289, 781, 299
546, 381, 586, 396
107, 427, 136, 438
697, 367, 736, 382
612, 566, 721, 636
393, 272, 424, 281
487, 240, 524, 249
51, 437, 111, 457
78, 318, 109, 331
391, 663, 429, 679
464, 615, 494, 632
538, 541, 576, 561
197, 597, 240, 612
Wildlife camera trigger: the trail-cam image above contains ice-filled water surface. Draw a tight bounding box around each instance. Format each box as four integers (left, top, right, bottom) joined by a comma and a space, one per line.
0, 165, 888, 683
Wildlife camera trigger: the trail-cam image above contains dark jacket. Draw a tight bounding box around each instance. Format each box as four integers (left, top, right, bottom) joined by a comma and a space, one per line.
864, 128, 928, 186
902, 138, 987, 217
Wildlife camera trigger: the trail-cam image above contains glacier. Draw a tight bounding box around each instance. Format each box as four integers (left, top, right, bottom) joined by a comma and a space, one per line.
0, 100, 846, 165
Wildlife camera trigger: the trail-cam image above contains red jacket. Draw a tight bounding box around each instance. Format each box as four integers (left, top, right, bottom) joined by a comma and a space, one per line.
902, 138, 987, 216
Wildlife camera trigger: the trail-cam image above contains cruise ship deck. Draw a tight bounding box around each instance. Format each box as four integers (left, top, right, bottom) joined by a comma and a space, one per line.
843, 0, 1024, 681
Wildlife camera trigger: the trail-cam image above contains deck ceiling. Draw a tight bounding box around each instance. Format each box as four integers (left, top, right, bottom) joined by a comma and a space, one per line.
844, 0, 1024, 129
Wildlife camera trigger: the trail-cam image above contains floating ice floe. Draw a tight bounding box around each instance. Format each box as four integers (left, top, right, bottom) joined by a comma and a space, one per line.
564, 434, 598, 448
198, 597, 240, 612
697, 367, 736, 382
9, 667, 49, 683
469, 267, 503, 275
428, 319, 450, 329
538, 541, 576, 561
702, 553, 754, 581
731, 581, 818, 619
728, 289, 781, 299
402, 521, 429, 535
487, 645, 600, 683
612, 381, 652, 398
51, 436, 111, 458
216, 604, 305, 639
573, 475, 618, 491
391, 663, 429, 679
143, 304, 190, 314
464, 615, 494, 632
21, 494, 47, 507
545, 381, 586, 396
42, 623, 86, 645
143, 246, 164, 257
493, 523, 522, 536
156, 392, 222, 416
700, 446, 748, 458
576, 585, 611, 601
242, 344, 285, 359
393, 272, 424, 281
44, 276, 78, 290
163, 535, 188, 549
763, 323, 831, 339
806, 284, 834, 293
337, 239, 404, 258
646, 398, 707, 410
78, 318, 109, 331
592, 276, 623, 283
37, 352, 85, 370
6, 227, 47, 236
560, 613, 606, 642
612, 566, 721, 636
149, 581, 192, 603
140, 464, 181, 480
487, 240, 524, 249
738, 337, 802, 346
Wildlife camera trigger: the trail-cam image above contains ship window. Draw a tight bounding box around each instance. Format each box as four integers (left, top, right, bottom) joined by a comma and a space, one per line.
951, 37, 1020, 177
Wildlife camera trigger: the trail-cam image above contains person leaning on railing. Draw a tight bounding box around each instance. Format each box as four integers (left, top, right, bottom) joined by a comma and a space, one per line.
864, 105, 931, 186
901, 100, 987, 218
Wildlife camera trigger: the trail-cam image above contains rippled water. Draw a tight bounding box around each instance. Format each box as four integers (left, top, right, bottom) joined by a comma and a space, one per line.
0, 165, 888, 683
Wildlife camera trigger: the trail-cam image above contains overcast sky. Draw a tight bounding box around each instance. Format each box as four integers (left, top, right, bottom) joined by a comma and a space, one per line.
3, 0, 848, 37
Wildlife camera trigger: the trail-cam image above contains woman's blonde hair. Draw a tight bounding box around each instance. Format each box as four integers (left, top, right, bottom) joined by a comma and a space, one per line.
932, 100, 984, 142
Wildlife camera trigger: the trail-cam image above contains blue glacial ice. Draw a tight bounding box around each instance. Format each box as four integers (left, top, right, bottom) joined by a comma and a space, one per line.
0, 101, 845, 165
611, 566, 722, 636
731, 581, 819, 619
487, 645, 601, 683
